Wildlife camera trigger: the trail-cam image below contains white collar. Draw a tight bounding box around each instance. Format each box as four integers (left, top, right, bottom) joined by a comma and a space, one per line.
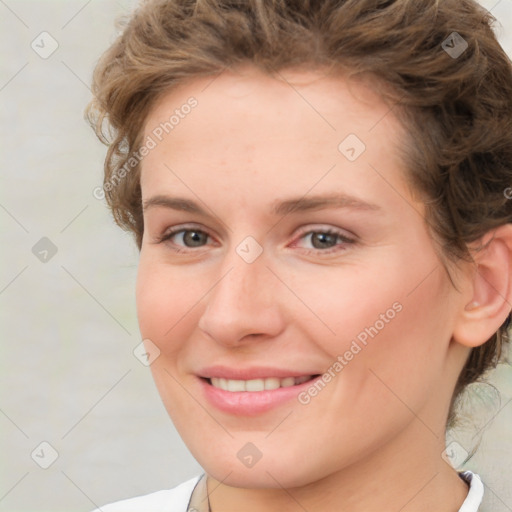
187, 471, 485, 512
458, 471, 484, 512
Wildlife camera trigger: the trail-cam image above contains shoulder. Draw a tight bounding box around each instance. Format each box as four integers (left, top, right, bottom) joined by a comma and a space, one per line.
90, 474, 202, 512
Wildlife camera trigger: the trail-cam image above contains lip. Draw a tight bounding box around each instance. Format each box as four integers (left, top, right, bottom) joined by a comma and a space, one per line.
197, 367, 322, 416
197, 365, 317, 380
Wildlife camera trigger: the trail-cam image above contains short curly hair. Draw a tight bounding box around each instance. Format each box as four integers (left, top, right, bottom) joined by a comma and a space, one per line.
86, 0, 512, 427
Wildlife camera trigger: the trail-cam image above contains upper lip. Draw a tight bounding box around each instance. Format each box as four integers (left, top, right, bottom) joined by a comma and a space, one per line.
197, 365, 320, 380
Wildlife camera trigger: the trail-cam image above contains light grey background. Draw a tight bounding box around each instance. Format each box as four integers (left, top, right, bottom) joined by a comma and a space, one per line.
0, 1, 511, 511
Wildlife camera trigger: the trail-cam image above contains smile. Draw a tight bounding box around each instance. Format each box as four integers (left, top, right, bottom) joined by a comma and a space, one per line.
199, 372, 323, 416
208, 375, 317, 392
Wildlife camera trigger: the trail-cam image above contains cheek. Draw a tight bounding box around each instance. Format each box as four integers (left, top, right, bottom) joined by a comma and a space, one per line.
283, 256, 429, 354
338, 270, 453, 420
135, 258, 204, 419
135, 256, 200, 357
288, 248, 454, 406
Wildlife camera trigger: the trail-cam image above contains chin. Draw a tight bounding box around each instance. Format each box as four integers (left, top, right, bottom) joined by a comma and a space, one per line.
207, 465, 312, 489
196, 446, 333, 490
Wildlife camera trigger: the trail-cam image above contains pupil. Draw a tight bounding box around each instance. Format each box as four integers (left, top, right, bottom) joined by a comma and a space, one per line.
312, 232, 336, 249
185, 231, 205, 247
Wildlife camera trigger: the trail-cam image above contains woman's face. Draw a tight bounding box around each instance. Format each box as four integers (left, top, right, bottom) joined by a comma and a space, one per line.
136, 66, 466, 488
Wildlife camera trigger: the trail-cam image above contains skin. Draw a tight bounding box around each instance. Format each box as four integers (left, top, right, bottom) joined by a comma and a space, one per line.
135, 65, 511, 511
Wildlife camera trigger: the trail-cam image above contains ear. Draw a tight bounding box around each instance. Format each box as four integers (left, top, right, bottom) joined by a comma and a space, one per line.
452, 224, 512, 348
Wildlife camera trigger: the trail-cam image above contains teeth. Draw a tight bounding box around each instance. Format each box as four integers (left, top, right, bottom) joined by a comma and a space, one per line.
209, 376, 314, 392
227, 379, 245, 392
294, 375, 312, 385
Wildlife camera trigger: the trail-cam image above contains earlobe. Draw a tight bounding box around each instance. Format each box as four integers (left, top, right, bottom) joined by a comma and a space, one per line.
453, 224, 512, 348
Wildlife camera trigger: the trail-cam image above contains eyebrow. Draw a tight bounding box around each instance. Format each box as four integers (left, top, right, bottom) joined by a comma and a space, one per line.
142, 193, 381, 216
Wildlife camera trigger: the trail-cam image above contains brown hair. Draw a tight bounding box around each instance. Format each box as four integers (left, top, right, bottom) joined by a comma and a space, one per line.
86, 0, 512, 427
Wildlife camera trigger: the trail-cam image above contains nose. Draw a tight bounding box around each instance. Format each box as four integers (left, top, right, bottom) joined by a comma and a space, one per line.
197, 247, 285, 347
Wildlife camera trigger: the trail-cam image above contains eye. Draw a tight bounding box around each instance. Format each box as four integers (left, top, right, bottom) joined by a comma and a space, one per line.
154, 224, 356, 255
291, 227, 355, 254
156, 226, 212, 252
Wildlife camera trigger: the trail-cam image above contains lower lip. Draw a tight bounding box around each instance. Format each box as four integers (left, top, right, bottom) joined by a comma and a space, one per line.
198, 376, 322, 416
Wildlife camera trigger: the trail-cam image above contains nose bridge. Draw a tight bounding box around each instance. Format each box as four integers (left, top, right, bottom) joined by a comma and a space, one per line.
212, 242, 270, 312
197, 239, 283, 343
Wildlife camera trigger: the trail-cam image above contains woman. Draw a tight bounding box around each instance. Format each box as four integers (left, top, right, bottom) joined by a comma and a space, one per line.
86, 0, 512, 510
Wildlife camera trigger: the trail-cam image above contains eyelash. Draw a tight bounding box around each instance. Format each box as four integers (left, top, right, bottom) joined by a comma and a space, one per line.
154, 224, 356, 255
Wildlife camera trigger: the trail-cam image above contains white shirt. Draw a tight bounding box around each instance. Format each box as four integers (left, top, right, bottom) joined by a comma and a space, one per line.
91, 471, 484, 512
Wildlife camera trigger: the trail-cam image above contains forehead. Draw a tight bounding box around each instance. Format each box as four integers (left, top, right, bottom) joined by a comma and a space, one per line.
139, 66, 412, 210
143, 65, 401, 148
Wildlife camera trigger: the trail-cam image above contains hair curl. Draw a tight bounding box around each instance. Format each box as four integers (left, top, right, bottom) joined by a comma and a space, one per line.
86, 0, 512, 427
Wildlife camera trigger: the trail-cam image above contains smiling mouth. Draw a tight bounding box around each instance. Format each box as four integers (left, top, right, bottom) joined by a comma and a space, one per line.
203, 375, 320, 392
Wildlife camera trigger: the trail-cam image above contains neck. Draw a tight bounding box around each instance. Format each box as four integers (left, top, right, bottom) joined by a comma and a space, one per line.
206, 419, 470, 512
